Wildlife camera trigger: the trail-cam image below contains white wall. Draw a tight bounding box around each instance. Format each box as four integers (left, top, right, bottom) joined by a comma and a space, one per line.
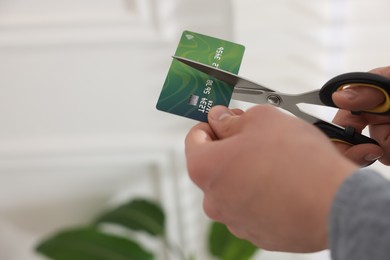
0, 1, 204, 259
0, 0, 389, 259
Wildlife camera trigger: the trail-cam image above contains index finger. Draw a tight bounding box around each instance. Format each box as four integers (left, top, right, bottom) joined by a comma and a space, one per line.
370, 66, 390, 78
185, 122, 217, 189
185, 122, 216, 151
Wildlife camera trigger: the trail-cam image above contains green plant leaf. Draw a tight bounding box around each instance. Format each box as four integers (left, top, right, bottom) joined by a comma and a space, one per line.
208, 222, 259, 260
36, 227, 154, 260
95, 198, 165, 236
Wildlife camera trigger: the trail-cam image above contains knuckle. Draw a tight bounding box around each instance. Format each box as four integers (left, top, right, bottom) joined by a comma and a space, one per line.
186, 151, 213, 190
218, 120, 235, 137
247, 104, 277, 118
227, 225, 246, 240
203, 197, 222, 221
186, 157, 205, 188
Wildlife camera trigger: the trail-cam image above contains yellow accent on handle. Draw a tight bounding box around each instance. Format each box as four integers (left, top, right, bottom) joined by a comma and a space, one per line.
330, 138, 353, 146
338, 83, 390, 113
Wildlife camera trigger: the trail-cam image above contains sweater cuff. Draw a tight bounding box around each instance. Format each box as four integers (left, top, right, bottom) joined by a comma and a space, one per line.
329, 169, 390, 260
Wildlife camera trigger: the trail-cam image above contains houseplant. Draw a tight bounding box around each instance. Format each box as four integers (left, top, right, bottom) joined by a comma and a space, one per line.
36, 198, 259, 259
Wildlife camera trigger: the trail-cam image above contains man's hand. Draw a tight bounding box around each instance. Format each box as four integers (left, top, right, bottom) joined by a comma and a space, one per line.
185, 105, 358, 252
332, 66, 390, 165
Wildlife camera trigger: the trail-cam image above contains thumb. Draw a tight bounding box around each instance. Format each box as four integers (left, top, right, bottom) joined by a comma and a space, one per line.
208, 106, 243, 139
332, 85, 386, 111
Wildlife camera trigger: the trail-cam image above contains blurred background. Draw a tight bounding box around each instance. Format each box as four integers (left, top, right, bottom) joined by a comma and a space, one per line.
0, 0, 389, 259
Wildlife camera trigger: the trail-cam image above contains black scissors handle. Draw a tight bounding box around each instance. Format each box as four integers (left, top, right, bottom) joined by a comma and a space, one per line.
314, 121, 379, 146
314, 120, 379, 167
315, 72, 389, 163
320, 72, 390, 114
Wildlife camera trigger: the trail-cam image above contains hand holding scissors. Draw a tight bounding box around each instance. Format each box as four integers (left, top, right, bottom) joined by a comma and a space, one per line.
174, 56, 390, 165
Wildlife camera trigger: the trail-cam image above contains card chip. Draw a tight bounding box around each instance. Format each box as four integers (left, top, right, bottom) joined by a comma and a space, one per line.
188, 94, 199, 106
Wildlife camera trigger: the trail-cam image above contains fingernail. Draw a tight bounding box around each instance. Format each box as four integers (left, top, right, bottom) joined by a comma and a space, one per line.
338, 88, 358, 100
209, 106, 233, 121
364, 153, 382, 162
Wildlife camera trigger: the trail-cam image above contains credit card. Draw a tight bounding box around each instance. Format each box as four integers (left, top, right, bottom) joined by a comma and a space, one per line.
156, 30, 245, 122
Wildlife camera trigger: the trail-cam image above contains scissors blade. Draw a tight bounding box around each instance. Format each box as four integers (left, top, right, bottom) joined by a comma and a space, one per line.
172, 56, 325, 118
172, 56, 275, 94
172, 56, 378, 149
295, 90, 323, 106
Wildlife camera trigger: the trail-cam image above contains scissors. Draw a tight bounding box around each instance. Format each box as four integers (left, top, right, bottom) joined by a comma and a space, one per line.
173, 56, 390, 149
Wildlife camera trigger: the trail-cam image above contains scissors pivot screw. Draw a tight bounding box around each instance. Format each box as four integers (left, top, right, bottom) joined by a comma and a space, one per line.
267, 94, 282, 106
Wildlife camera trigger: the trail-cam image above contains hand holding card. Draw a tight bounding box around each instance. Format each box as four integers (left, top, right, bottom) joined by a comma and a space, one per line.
156, 31, 245, 122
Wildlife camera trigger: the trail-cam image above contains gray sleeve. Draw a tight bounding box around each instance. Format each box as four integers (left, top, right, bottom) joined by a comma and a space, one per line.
329, 169, 390, 260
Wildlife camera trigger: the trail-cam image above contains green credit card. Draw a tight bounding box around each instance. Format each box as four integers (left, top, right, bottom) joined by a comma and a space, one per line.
156, 30, 245, 122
